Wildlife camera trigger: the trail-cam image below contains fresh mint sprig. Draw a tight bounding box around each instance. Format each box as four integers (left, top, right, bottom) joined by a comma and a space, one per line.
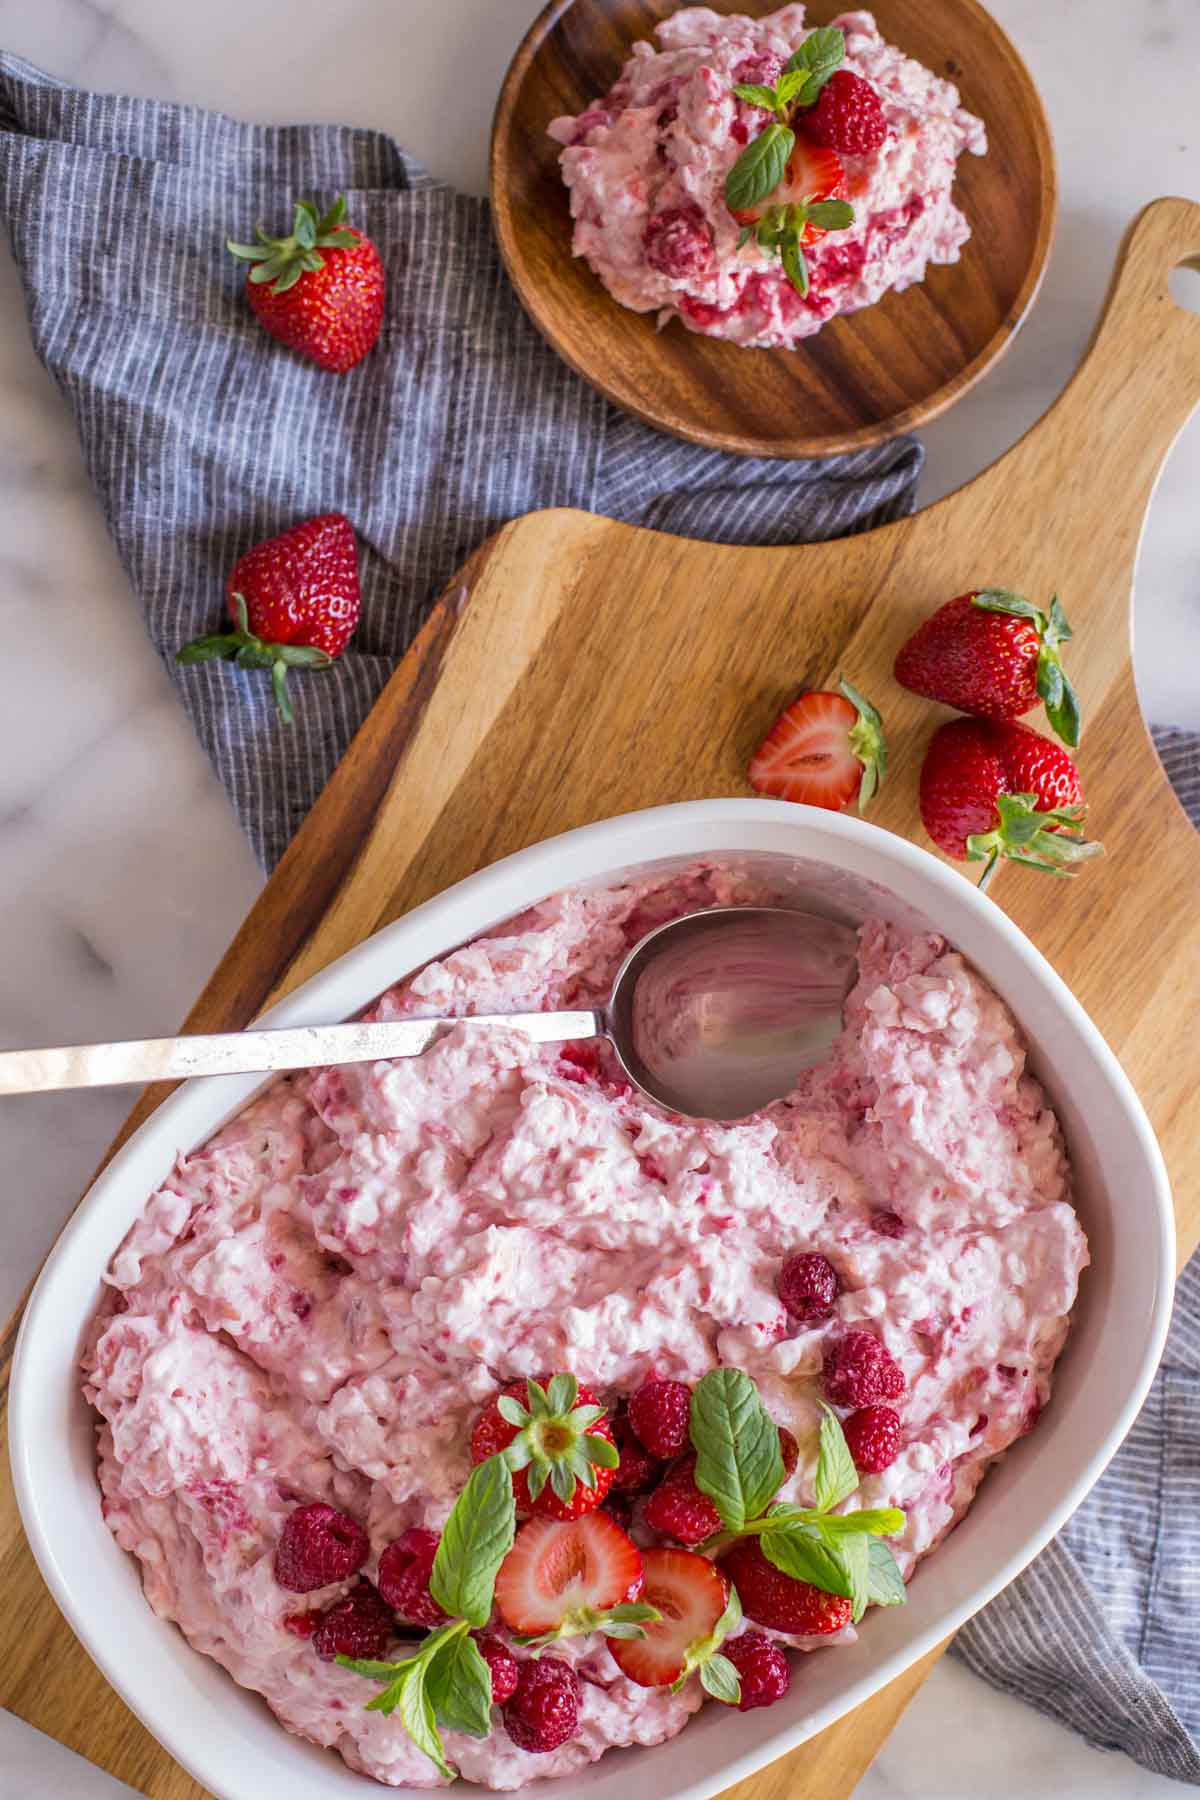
341, 1450, 516, 1776
690, 1377, 908, 1624
725, 26, 848, 216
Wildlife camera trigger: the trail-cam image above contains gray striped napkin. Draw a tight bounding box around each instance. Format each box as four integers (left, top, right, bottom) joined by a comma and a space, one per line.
1, 48, 1198, 1787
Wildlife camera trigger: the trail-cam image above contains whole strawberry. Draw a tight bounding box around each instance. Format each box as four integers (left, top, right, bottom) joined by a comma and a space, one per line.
228, 196, 384, 373
471, 1374, 618, 1522
895, 589, 1081, 747
177, 513, 360, 723
919, 717, 1103, 888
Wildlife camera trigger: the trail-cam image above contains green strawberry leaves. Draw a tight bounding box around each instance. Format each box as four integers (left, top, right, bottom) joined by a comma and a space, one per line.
513, 1599, 661, 1651
690, 1369, 787, 1530
669, 1585, 745, 1702
175, 592, 333, 727
430, 1454, 516, 1626
966, 791, 1105, 890
497, 1376, 618, 1505
840, 676, 888, 813
970, 589, 1082, 747
227, 194, 359, 295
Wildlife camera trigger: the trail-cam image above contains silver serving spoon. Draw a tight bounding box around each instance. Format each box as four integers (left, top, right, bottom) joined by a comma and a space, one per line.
0, 906, 858, 1121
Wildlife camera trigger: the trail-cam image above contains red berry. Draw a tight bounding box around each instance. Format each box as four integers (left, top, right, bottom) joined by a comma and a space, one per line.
377, 1528, 448, 1627
311, 1579, 394, 1661
230, 195, 385, 373
282, 1610, 319, 1638
723, 1629, 792, 1710
801, 70, 887, 156
894, 591, 1080, 746
918, 717, 1100, 884
608, 1548, 730, 1688
778, 1427, 799, 1481
642, 1454, 723, 1547
644, 205, 715, 279
274, 1502, 369, 1593
471, 1376, 617, 1522
609, 1406, 663, 1495
628, 1377, 692, 1459
503, 1657, 581, 1753
476, 1634, 519, 1705
779, 1252, 840, 1324
720, 1540, 852, 1635
178, 513, 361, 723
843, 1406, 902, 1474
495, 1513, 644, 1637
747, 683, 885, 814
823, 1330, 906, 1407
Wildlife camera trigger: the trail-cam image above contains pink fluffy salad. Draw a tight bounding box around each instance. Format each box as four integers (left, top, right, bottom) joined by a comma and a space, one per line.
547, 7, 987, 349
85, 865, 1086, 1790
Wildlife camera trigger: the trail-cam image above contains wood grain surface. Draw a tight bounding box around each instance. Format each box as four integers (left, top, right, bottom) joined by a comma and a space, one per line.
3, 197, 1200, 1800
491, 0, 1057, 457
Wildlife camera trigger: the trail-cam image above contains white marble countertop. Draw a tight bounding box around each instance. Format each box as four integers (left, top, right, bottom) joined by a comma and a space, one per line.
0, 0, 1196, 1795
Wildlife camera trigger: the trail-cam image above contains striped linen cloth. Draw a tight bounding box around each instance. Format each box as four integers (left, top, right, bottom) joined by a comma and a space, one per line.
1, 50, 1198, 1786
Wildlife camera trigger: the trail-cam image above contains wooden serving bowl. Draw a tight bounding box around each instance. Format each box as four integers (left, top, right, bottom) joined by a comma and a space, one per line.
491, 0, 1057, 457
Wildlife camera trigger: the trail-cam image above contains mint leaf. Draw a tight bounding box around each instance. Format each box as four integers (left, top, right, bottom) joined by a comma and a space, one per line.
732, 82, 779, 109
760, 1519, 853, 1599
736, 225, 754, 249
816, 1507, 906, 1538
865, 1538, 908, 1608
396, 1656, 453, 1780
700, 1653, 742, 1705
690, 1369, 786, 1530
814, 1405, 859, 1513
783, 26, 844, 102
779, 235, 809, 298
840, 1530, 871, 1623
724, 123, 794, 213
805, 199, 854, 232
426, 1630, 494, 1740
773, 67, 812, 108
429, 1456, 516, 1626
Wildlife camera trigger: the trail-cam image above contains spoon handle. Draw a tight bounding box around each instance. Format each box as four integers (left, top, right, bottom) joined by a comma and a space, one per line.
0, 1012, 606, 1095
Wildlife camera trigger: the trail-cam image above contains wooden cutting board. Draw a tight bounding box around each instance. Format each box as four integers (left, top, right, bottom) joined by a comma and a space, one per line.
2, 196, 1200, 1800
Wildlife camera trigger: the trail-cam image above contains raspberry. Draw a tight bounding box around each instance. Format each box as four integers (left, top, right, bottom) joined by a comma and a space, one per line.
275, 1502, 369, 1594
778, 1252, 840, 1324
844, 1405, 902, 1474
282, 1610, 319, 1639
377, 1528, 448, 1627
643, 205, 715, 280
642, 1454, 723, 1546
476, 1633, 519, 1705
723, 1629, 791, 1710
778, 1427, 799, 1481
311, 1579, 394, 1662
720, 1540, 852, 1635
823, 1331, 906, 1407
503, 1657, 581, 1753
800, 69, 887, 156
731, 52, 783, 90
628, 1377, 692, 1459
610, 1406, 663, 1494
679, 294, 734, 330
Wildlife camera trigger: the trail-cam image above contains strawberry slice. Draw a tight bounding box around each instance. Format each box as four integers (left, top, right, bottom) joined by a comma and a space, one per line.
494, 1513, 648, 1645
731, 139, 847, 240
748, 678, 886, 814
608, 1548, 733, 1688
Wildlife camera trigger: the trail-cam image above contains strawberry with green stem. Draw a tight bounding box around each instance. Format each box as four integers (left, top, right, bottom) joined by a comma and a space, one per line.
228, 195, 385, 373
471, 1374, 619, 1521
895, 589, 1083, 746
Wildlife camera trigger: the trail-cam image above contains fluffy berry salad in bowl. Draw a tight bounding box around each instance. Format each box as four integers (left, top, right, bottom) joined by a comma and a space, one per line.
547, 7, 985, 350
82, 860, 1088, 1790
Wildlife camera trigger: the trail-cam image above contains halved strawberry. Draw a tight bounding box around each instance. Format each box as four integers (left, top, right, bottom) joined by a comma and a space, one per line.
607, 1548, 732, 1688
731, 138, 847, 240
748, 679, 885, 814
494, 1513, 649, 1646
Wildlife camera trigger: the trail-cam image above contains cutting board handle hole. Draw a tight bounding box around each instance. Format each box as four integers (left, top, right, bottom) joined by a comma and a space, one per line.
1168, 259, 1200, 315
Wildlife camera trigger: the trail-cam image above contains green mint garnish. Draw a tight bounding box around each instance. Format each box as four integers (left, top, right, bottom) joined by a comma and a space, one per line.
970, 589, 1082, 747
430, 1454, 516, 1626
813, 1401, 859, 1512
424, 1628, 496, 1739
689, 1368, 787, 1531
724, 121, 795, 214
497, 1375, 618, 1506
340, 1618, 480, 1780
865, 1536, 909, 1608
782, 25, 846, 102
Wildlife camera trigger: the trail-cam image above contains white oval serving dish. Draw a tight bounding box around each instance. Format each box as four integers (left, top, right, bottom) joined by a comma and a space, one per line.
10, 798, 1174, 1800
